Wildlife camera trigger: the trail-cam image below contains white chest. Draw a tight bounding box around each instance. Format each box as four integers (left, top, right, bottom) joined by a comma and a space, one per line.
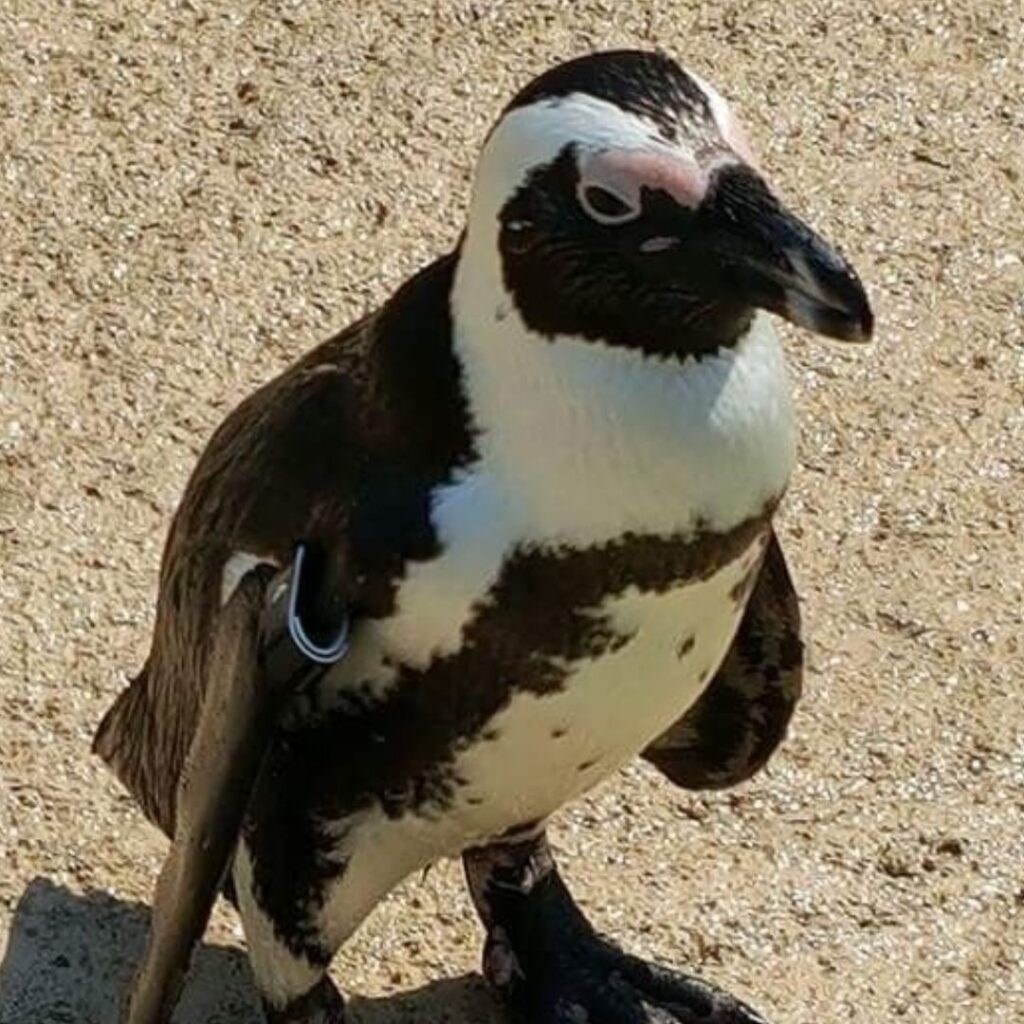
334, 309, 794, 684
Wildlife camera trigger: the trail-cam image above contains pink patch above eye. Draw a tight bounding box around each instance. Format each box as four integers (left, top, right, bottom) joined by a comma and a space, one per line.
580, 149, 710, 210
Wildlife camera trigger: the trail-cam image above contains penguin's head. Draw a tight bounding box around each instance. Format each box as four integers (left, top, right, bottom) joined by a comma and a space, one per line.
463, 50, 873, 358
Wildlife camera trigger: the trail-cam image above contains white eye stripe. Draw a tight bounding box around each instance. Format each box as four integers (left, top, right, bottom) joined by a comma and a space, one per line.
576, 181, 641, 225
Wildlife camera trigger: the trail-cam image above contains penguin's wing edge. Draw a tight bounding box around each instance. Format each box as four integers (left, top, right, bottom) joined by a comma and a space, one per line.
641, 528, 804, 790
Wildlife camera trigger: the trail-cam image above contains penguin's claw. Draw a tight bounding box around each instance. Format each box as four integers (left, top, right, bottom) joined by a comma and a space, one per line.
613, 951, 770, 1024
485, 927, 769, 1024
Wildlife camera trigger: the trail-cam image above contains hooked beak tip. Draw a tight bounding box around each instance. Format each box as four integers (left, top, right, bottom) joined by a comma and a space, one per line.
780, 245, 874, 343
690, 165, 875, 344
783, 285, 874, 343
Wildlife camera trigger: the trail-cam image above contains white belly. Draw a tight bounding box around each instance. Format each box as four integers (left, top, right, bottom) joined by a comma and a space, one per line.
309, 535, 763, 952
435, 534, 762, 845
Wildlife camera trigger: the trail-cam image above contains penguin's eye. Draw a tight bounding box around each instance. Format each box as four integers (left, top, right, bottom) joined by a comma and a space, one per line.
578, 183, 640, 225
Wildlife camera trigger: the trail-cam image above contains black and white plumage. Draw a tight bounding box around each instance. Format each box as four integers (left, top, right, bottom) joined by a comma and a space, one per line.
95, 50, 872, 1024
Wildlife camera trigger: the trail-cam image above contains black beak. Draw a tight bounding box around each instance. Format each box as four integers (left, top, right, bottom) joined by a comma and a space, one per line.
690, 166, 874, 343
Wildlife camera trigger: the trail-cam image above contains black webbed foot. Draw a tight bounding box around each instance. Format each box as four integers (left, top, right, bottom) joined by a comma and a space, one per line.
465, 835, 769, 1024
481, 885, 767, 1024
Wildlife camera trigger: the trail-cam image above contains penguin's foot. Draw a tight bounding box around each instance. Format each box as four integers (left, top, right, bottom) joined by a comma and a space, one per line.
486, 925, 768, 1024
465, 834, 768, 1024
262, 977, 346, 1024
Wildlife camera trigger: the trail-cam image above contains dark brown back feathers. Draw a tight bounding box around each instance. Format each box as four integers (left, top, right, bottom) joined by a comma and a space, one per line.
93, 251, 470, 835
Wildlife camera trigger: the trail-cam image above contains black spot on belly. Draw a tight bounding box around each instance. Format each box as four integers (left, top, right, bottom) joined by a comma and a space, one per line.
729, 559, 762, 607
676, 634, 696, 659
577, 758, 598, 772
551, 727, 568, 739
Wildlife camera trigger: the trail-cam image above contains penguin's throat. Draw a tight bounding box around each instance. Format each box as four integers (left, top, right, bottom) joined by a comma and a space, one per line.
449, 272, 796, 542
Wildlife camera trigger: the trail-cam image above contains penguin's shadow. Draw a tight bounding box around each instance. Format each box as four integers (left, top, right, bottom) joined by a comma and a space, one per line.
0, 878, 502, 1024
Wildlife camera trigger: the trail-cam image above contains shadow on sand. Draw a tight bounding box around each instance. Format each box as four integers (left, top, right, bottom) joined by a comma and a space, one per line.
0, 878, 502, 1023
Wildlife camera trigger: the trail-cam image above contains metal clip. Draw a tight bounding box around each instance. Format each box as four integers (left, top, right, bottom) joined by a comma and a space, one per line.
286, 543, 350, 664
262, 543, 350, 690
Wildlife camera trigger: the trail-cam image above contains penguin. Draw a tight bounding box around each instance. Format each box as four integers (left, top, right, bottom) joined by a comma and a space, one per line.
94, 49, 873, 1024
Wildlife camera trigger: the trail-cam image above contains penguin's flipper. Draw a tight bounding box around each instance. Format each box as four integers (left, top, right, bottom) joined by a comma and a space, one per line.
124, 548, 347, 1024
642, 528, 804, 790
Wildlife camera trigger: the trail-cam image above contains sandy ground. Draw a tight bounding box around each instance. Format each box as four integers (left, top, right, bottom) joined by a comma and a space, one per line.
1, 1, 1022, 1022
